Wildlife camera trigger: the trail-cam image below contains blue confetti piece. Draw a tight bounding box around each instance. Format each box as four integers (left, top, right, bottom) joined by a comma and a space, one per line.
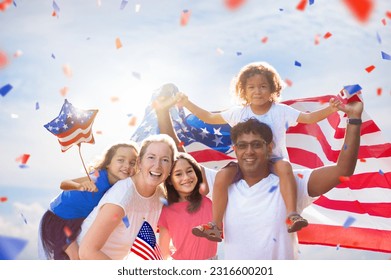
379, 169, 384, 175
159, 197, 168, 206
122, 216, 130, 228
0, 84, 13, 97
342, 216, 356, 228
19, 164, 29, 169
51, 53, 56, 59
13, 0, 17, 7
336, 244, 340, 250
272, 238, 277, 242
35, 102, 40, 110
0, 235, 28, 260
294, 60, 302, 67
183, 9, 189, 13
381, 51, 391, 60
343, 144, 348, 150
285, 121, 289, 130
53, 1, 60, 13
309, 0, 315, 5
119, 0, 128, 10
20, 213, 27, 224
236, 52, 242, 56
269, 185, 278, 193
376, 32, 382, 44
343, 84, 362, 95
279, 8, 284, 11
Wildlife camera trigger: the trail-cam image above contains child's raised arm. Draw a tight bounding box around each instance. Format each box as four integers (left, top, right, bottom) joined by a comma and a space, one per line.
297, 97, 343, 124
176, 92, 227, 125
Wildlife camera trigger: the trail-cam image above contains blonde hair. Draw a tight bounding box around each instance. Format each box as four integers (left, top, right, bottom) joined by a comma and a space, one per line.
231, 61, 285, 105
138, 134, 178, 164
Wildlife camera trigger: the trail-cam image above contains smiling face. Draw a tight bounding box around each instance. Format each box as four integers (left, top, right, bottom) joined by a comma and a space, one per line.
106, 146, 138, 185
137, 141, 173, 188
245, 74, 273, 107
169, 158, 198, 201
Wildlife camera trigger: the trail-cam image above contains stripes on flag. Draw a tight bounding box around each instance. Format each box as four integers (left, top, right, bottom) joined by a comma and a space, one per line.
130, 221, 163, 260
131, 86, 391, 253
44, 99, 98, 152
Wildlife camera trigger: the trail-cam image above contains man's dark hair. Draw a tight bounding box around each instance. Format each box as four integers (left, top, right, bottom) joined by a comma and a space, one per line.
230, 118, 273, 144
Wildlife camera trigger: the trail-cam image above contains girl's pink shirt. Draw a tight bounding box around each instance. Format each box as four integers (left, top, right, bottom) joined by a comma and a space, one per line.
158, 196, 218, 260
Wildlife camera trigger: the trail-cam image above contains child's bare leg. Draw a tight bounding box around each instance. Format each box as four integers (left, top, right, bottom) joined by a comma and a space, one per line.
273, 159, 308, 233
212, 165, 237, 229
273, 159, 297, 215
64, 240, 80, 260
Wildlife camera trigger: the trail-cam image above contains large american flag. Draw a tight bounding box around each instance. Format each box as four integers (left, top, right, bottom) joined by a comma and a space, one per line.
44, 99, 98, 152
130, 221, 163, 260
131, 85, 391, 254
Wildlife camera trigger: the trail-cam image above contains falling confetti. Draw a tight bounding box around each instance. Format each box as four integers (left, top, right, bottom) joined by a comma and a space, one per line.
376, 88, 382, 96
60, 86, 69, 97
342, 0, 374, 23
261, 36, 268, 43
159, 196, 168, 206
339, 176, 350, 182
376, 32, 382, 44
224, 0, 246, 10
128, 115, 137, 126
309, 0, 315, 5
53, 0, 60, 14
294, 60, 302, 67
135, 4, 141, 12
323, 32, 332, 39
0, 83, 13, 97
0, 197, 7, 202
386, 11, 391, 19
381, 18, 387, 26
63, 226, 72, 237
297, 173, 304, 179
115, 37, 123, 49
62, 64, 73, 78
284, 79, 293, 87
51, 53, 56, 59
365, 65, 375, 73
20, 213, 27, 224
0, 50, 9, 68
296, 0, 307, 11
35, 102, 40, 110
132, 71, 141, 80
236, 51, 242, 56
122, 216, 130, 228
119, 0, 128, 10
343, 216, 356, 228
16, 154, 30, 165
343, 144, 348, 150
314, 34, 320, 45
180, 10, 191, 26
381, 51, 391, 60
359, 158, 366, 162
379, 169, 384, 175
0, 0, 13, 12
269, 185, 278, 193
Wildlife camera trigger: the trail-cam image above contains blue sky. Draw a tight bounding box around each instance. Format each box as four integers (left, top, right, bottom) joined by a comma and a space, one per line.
0, 0, 390, 260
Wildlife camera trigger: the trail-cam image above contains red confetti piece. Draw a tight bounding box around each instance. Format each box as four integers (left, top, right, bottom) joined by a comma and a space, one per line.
63, 226, 72, 238
381, 18, 387, 26
115, 37, 122, 49
0, 50, 9, 69
323, 32, 332, 39
284, 79, 293, 87
178, 141, 185, 147
296, 0, 307, 11
386, 11, 391, 19
365, 65, 375, 73
377, 88, 382, 96
62, 64, 73, 78
314, 34, 320, 45
224, 0, 246, 10
342, 0, 374, 23
95, 130, 103, 135
110, 96, 119, 102
297, 173, 303, 179
261, 36, 268, 43
128, 116, 137, 126
180, 10, 191, 26
94, 170, 100, 178
0, 0, 13, 11
339, 176, 350, 182
52, 11, 57, 17
16, 154, 30, 165
359, 158, 366, 162
0, 197, 8, 202
60, 86, 69, 97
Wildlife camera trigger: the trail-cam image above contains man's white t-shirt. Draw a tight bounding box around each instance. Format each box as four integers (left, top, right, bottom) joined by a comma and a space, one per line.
77, 177, 164, 260
204, 167, 315, 260
220, 103, 300, 159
